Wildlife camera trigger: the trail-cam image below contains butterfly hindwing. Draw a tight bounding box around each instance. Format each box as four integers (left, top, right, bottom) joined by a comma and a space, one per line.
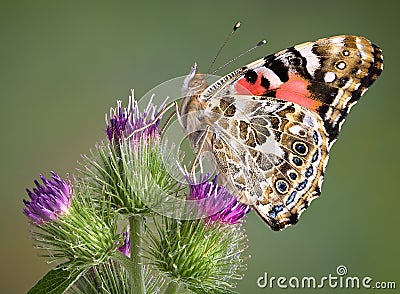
206, 95, 328, 230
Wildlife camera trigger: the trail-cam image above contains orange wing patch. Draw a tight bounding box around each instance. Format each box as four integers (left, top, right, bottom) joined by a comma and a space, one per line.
234, 72, 322, 112
234, 72, 269, 96
275, 74, 322, 112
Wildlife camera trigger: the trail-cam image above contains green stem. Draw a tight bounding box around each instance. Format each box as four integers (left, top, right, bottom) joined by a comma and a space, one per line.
164, 280, 179, 294
111, 250, 135, 282
129, 214, 146, 294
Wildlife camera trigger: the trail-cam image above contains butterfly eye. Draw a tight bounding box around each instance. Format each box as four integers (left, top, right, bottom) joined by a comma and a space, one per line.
275, 179, 289, 194
292, 141, 308, 155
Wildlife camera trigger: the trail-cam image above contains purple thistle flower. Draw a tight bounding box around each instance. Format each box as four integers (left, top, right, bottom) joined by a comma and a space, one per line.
106, 92, 165, 143
118, 231, 130, 257
187, 174, 250, 224
23, 171, 72, 225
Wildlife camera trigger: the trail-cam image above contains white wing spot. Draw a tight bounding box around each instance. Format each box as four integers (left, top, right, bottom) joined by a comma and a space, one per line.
324, 72, 336, 83
288, 125, 306, 136
336, 61, 346, 70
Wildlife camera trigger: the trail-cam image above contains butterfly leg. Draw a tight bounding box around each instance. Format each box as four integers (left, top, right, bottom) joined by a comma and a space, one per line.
159, 101, 180, 136
189, 125, 211, 177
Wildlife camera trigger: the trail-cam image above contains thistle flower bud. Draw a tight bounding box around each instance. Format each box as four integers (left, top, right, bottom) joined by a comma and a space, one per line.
118, 230, 130, 257
105, 90, 164, 144
187, 174, 251, 224
24, 175, 121, 269
23, 171, 72, 224
145, 174, 249, 293
81, 94, 180, 215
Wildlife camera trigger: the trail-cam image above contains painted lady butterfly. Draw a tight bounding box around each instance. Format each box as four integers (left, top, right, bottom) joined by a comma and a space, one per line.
179, 35, 383, 230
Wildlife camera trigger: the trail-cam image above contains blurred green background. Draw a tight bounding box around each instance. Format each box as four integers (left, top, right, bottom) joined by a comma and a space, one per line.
1, 1, 398, 293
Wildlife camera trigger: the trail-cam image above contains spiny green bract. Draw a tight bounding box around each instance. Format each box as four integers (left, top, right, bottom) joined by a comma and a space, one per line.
144, 216, 248, 293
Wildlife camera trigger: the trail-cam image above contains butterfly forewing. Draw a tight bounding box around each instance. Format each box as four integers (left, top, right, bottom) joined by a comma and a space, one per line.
181, 35, 383, 230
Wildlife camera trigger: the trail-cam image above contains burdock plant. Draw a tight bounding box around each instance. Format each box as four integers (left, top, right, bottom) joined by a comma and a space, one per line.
145, 173, 250, 293
23, 90, 249, 294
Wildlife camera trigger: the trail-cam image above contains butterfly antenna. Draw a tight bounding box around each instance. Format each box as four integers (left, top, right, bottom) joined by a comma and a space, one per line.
211, 39, 267, 74
207, 21, 241, 74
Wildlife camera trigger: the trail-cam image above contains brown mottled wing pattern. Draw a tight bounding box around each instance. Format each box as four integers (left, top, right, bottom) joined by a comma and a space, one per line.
207, 95, 328, 230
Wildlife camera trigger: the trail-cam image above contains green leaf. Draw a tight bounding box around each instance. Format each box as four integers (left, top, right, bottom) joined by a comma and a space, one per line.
27, 266, 86, 294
